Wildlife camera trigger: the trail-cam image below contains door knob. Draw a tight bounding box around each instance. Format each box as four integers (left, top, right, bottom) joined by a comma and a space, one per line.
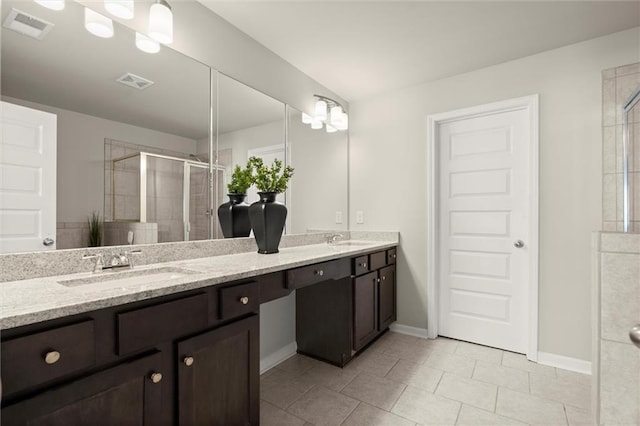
43, 238, 54, 246
514, 240, 525, 248
630, 324, 640, 349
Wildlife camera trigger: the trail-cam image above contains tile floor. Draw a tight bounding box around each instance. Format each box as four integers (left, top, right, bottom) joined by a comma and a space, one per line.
260, 332, 592, 426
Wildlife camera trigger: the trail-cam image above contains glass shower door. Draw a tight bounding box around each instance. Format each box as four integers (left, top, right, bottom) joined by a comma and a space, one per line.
185, 163, 210, 241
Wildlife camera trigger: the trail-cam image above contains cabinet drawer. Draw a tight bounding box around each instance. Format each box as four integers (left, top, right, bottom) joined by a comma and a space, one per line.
1, 320, 95, 395
353, 255, 370, 276
370, 251, 387, 270
387, 248, 397, 264
118, 293, 208, 355
286, 258, 350, 289
219, 281, 260, 320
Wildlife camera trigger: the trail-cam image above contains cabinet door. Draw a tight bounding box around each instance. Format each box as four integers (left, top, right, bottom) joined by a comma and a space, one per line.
379, 265, 396, 331
353, 271, 378, 352
177, 315, 259, 426
1, 352, 164, 426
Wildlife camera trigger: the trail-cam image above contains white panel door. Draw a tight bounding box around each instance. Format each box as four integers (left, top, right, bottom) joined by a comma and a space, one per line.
438, 108, 531, 353
0, 102, 57, 253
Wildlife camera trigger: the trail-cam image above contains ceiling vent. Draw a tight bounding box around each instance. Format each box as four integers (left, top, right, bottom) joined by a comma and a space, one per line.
3, 8, 54, 40
116, 73, 154, 90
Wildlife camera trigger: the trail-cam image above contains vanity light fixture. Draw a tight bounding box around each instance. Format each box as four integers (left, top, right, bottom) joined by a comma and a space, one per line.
34, 0, 65, 11
301, 112, 313, 124
148, 0, 173, 44
104, 0, 134, 20
303, 95, 348, 131
84, 7, 114, 38
135, 32, 160, 54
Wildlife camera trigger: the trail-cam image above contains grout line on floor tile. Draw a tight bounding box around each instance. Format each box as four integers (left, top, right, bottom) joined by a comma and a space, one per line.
283, 383, 316, 410
453, 402, 463, 425
527, 372, 531, 393
563, 404, 570, 426
492, 384, 498, 413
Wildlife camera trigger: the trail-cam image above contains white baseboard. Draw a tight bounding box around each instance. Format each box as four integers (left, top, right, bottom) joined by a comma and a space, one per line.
260, 342, 297, 374
537, 351, 592, 375
389, 323, 430, 339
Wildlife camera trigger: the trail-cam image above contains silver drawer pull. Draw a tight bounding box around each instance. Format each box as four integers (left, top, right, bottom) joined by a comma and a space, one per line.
382, 276, 386, 281
183, 356, 194, 367
630, 324, 640, 349
360, 263, 367, 268
150, 372, 163, 384
44, 350, 61, 365
315, 270, 324, 276
42, 238, 55, 246
240, 296, 249, 305
391, 254, 396, 259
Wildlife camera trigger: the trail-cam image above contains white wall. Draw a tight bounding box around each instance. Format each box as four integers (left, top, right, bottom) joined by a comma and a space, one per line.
349, 28, 640, 361
3, 96, 197, 223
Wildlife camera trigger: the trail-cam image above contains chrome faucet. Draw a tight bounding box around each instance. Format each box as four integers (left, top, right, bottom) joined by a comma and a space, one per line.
327, 233, 344, 244
82, 253, 105, 273
83, 250, 142, 273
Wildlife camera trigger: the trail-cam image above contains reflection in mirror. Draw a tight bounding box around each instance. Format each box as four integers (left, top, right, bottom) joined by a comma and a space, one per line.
216, 73, 285, 238
287, 108, 349, 234
623, 87, 640, 232
0, 0, 212, 252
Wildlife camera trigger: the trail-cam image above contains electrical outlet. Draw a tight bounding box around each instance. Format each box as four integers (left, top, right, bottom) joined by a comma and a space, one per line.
335, 211, 343, 224
356, 210, 364, 224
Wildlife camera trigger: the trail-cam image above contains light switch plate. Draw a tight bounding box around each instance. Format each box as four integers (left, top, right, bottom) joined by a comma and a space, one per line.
356, 210, 364, 224
335, 211, 343, 224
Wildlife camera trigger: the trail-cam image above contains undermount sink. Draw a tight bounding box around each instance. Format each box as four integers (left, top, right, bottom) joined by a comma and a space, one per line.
58, 267, 201, 289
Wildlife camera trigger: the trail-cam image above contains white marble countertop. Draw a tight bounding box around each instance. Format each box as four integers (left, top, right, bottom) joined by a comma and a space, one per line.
0, 240, 397, 330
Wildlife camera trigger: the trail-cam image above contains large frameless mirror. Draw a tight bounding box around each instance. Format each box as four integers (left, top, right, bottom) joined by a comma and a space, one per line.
287, 107, 349, 234
0, 0, 212, 251
215, 73, 286, 238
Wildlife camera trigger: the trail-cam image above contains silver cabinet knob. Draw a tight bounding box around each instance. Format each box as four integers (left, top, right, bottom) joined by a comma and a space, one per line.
44, 350, 61, 365
382, 276, 386, 281
43, 238, 54, 246
630, 324, 640, 349
239, 296, 249, 305
360, 263, 367, 268
183, 356, 194, 367
150, 372, 163, 384
315, 269, 324, 276
514, 240, 525, 248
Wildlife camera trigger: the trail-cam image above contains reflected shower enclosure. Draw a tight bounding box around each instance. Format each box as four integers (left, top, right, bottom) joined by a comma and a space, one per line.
109, 152, 212, 243
623, 87, 640, 232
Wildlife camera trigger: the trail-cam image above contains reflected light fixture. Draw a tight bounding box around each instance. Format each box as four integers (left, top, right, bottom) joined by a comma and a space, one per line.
84, 7, 113, 38
105, 0, 134, 20
136, 32, 160, 54
148, 0, 173, 44
303, 95, 348, 131
34, 0, 65, 11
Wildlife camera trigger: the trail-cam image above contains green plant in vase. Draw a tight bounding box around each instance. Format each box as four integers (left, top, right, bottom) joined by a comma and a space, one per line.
247, 157, 294, 254
249, 157, 294, 193
217, 163, 255, 238
88, 211, 102, 247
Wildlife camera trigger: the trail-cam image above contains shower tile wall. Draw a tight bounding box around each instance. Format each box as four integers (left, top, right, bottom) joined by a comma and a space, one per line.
602, 63, 640, 232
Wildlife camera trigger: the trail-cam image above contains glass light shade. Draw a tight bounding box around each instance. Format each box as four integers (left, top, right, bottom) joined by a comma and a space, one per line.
329, 106, 344, 126
148, 2, 173, 44
136, 32, 160, 54
84, 8, 114, 38
311, 119, 323, 130
301, 112, 313, 124
34, 0, 65, 11
105, 0, 134, 19
326, 124, 338, 133
335, 114, 348, 131
314, 100, 327, 121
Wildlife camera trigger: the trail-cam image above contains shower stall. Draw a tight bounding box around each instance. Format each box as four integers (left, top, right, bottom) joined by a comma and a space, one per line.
110, 152, 215, 243
622, 86, 640, 232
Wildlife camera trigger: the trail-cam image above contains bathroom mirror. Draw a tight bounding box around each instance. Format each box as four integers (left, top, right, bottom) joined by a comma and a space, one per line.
287, 108, 349, 234
215, 73, 286, 238
623, 86, 640, 232
1, 0, 212, 250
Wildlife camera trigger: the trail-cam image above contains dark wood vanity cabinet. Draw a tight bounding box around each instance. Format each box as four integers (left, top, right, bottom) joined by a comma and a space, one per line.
296, 247, 398, 366
1, 351, 164, 425
0, 276, 266, 426
177, 315, 259, 426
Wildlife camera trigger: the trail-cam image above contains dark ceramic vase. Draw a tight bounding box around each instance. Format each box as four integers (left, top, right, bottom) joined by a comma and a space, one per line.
248, 192, 287, 254
217, 193, 251, 238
